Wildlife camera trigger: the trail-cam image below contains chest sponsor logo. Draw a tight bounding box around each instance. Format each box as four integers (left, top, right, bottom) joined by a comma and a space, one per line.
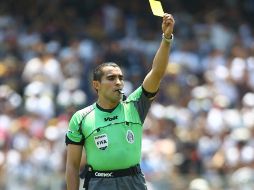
94, 134, 108, 150
104, 115, 118, 122
126, 130, 134, 144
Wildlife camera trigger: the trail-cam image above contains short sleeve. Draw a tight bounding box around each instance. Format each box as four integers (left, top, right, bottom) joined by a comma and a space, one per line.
65, 111, 84, 145
125, 86, 154, 123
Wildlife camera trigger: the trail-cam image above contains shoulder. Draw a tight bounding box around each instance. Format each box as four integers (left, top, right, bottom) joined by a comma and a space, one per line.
126, 86, 156, 102
125, 86, 143, 102
78, 104, 95, 117
70, 104, 95, 124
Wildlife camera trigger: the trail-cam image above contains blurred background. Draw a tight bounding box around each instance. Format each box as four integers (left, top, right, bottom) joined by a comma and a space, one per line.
0, 0, 254, 189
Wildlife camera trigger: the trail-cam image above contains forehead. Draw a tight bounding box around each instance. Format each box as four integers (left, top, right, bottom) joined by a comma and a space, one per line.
102, 66, 123, 76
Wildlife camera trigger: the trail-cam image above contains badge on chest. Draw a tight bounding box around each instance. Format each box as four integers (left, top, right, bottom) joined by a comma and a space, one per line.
126, 130, 135, 144
94, 134, 108, 150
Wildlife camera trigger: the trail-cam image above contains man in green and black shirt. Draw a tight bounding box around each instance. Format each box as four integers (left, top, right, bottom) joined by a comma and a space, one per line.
65, 13, 175, 190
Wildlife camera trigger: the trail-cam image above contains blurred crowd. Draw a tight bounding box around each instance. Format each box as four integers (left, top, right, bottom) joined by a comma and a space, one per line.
0, 0, 254, 189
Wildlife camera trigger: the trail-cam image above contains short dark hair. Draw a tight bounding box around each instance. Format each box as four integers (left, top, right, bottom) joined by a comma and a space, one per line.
93, 62, 120, 81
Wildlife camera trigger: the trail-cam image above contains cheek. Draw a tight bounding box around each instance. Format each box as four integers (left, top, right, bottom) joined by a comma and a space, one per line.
101, 82, 113, 90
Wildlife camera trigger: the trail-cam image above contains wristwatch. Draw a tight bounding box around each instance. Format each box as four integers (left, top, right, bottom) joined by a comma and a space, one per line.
162, 33, 174, 43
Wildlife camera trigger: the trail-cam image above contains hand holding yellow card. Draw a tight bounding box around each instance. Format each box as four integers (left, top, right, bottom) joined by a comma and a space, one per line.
149, 0, 164, 17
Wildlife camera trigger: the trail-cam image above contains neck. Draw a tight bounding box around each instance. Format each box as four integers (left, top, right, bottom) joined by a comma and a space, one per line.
96, 99, 119, 109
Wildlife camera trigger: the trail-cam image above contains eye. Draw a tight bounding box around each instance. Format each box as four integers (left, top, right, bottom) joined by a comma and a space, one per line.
107, 76, 115, 81
106, 75, 123, 81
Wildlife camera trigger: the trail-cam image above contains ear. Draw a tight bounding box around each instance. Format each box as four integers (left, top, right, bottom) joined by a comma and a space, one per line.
93, 81, 100, 91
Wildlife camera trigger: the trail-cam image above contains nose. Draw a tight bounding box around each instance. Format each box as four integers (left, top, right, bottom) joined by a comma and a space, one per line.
115, 77, 122, 85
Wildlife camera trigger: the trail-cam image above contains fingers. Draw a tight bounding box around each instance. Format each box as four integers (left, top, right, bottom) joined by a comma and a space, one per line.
162, 13, 175, 38
163, 13, 175, 25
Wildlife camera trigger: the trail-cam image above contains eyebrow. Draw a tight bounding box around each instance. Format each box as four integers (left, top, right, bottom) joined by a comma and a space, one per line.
106, 74, 123, 78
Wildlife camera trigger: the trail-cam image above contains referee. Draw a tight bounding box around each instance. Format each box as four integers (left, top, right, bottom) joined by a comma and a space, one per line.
65, 13, 175, 190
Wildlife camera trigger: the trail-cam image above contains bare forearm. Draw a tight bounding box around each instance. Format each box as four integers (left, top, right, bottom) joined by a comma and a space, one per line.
142, 14, 175, 92
152, 13, 174, 79
152, 37, 171, 78
66, 166, 80, 190
65, 144, 83, 190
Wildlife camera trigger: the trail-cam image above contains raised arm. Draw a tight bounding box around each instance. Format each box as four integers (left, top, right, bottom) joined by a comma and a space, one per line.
142, 13, 175, 93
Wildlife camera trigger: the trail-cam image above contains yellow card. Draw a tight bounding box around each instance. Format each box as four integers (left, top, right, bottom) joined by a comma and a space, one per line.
149, 0, 164, 17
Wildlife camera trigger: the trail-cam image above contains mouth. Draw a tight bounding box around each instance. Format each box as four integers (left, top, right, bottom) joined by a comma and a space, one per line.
116, 89, 124, 94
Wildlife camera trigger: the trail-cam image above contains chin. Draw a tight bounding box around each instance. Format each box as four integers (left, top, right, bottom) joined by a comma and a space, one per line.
112, 97, 121, 103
